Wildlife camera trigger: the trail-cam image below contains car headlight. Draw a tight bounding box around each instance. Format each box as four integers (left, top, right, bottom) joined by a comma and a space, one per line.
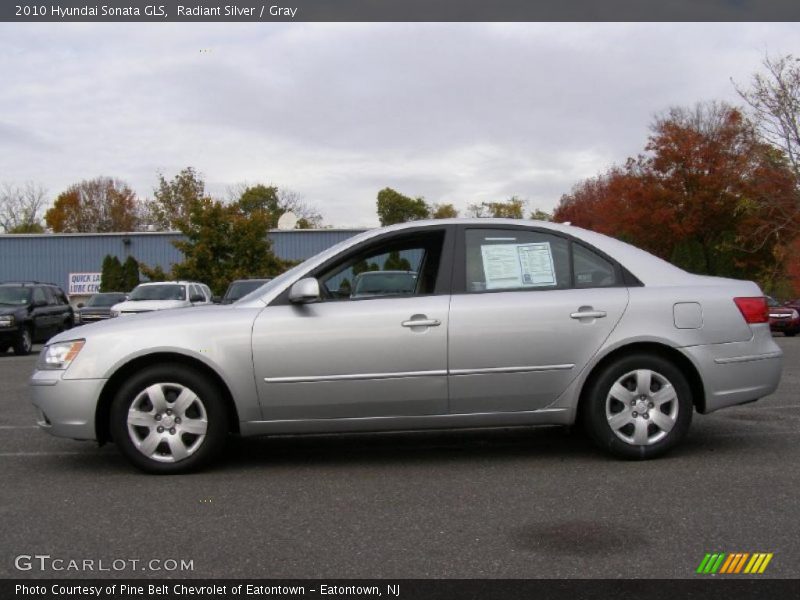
0, 315, 14, 327
38, 339, 85, 370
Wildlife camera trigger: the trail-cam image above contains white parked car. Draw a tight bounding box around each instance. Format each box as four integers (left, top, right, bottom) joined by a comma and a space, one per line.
110, 281, 212, 317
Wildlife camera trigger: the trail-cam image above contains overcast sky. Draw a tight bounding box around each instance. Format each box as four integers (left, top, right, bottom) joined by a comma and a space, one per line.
0, 22, 796, 227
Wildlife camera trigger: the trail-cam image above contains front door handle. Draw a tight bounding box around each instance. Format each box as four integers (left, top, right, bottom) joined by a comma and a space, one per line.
401, 316, 441, 328
570, 308, 607, 319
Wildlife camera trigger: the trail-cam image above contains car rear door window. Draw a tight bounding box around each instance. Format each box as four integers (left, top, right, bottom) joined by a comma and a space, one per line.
464, 228, 571, 292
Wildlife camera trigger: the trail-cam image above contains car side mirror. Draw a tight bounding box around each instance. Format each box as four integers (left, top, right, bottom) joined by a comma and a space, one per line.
190, 294, 205, 303
34, 299, 47, 307
289, 278, 321, 304
77, 303, 85, 308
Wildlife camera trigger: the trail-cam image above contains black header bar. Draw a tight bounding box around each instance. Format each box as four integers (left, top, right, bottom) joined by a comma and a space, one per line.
3, 1, 800, 23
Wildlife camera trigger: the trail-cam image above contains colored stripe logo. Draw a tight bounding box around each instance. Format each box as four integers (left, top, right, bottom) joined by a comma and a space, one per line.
696, 553, 773, 574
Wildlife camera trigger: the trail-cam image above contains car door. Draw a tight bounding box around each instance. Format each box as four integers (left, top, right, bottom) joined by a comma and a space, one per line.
30, 286, 55, 339
448, 226, 629, 414
251, 226, 454, 420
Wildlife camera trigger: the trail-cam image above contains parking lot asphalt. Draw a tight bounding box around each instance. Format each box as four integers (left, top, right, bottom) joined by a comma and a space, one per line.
1, 337, 798, 580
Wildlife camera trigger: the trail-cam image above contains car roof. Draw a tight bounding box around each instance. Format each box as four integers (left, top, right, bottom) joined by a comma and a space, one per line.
136, 281, 197, 286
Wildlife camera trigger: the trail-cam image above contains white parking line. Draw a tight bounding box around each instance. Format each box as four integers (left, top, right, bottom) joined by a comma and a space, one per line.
0, 451, 89, 457
705, 430, 800, 437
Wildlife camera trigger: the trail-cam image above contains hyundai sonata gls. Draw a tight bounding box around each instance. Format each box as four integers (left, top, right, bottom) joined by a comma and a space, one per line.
30, 219, 783, 473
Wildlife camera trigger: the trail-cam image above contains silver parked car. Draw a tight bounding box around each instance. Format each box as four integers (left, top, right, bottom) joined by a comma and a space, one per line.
30, 219, 783, 473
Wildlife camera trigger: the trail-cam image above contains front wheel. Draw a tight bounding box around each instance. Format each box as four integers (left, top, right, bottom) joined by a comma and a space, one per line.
582, 354, 693, 460
110, 364, 228, 474
13, 326, 33, 355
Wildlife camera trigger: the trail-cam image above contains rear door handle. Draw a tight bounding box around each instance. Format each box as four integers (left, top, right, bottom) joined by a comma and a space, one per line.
402, 317, 441, 328
570, 309, 607, 319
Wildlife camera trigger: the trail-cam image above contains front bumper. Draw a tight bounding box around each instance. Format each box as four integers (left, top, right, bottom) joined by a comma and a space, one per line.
0, 325, 20, 342
30, 370, 106, 440
682, 325, 783, 413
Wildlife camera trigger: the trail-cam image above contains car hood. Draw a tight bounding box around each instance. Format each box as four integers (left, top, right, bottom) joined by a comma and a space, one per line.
52, 304, 242, 340
769, 307, 796, 315
111, 299, 189, 312
78, 306, 111, 314
0, 305, 23, 316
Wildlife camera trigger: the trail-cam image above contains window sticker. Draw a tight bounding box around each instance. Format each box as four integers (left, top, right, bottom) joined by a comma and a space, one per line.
480, 242, 556, 290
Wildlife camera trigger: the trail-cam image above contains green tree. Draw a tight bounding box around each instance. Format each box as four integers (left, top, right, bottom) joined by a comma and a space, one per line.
383, 251, 412, 271
170, 196, 288, 295
376, 187, 430, 226
234, 184, 323, 228
122, 256, 140, 291
431, 203, 459, 219
467, 197, 526, 218
146, 167, 205, 231
100, 255, 124, 292
529, 208, 553, 221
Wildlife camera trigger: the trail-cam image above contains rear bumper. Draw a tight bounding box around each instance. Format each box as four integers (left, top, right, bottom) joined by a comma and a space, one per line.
682, 325, 783, 414
29, 370, 106, 440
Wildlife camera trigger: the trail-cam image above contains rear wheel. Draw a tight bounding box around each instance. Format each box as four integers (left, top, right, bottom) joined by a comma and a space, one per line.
13, 326, 32, 355
785, 330, 797, 337
582, 354, 693, 459
0, 344, 8, 354
110, 364, 228, 474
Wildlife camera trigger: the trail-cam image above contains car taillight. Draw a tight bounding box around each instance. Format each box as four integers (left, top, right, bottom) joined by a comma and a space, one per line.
733, 297, 769, 324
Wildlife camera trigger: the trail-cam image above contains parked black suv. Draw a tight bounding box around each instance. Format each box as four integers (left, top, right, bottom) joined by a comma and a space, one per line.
0, 282, 74, 355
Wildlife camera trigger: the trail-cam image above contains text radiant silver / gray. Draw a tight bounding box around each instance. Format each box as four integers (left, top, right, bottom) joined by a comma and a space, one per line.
30, 219, 783, 473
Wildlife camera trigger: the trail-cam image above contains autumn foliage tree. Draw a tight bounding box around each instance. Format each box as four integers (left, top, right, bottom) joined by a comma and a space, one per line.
554, 102, 798, 290
46, 177, 140, 233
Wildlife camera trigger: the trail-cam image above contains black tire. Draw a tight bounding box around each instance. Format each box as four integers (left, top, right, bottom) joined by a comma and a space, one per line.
785, 331, 797, 337
0, 344, 9, 354
12, 326, 33, 356
110, 364, 229, 474
582, 353, 693, 460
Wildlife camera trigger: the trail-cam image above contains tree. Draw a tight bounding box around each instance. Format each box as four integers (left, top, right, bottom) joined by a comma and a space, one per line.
169, 195, 289, 295
431, 203, 459, 219
467, 197, 526, 218
146, 167, 205, 231
554, 102, 797, 289
376, 187, 430, 226
122, 256, 140, 291
383, 251, 412, 271
100, 255, 124, 292
46, 177, 140, 233
734, 54, 800, 239
0, 182, 47, 233
232, 184, 323, 229
529, 208, 553, 221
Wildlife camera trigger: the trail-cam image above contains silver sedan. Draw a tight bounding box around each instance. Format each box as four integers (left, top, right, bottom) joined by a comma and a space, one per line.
30, 219, 783, 473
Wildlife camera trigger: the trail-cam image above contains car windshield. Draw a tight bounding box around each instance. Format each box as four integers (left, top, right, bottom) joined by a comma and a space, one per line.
0, 287, 30, 305
224, 280, 269, 303
128, 285, 186, 301
86, 293, 126, 307
0, 286, 31, 304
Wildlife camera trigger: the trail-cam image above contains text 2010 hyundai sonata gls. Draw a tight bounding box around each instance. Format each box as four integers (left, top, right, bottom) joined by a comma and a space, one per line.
30, 219, 783, 473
